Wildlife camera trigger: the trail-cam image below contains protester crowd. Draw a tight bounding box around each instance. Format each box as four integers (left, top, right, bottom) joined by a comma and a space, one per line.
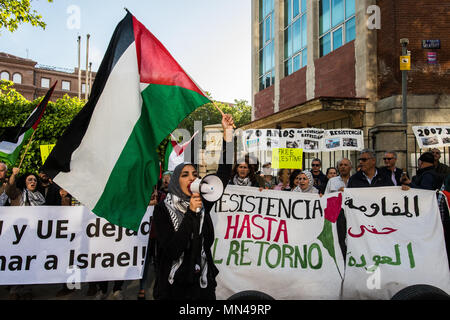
1, 144, 449, 300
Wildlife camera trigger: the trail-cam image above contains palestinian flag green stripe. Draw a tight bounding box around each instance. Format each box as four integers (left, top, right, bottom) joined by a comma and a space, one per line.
0, 128, 33, 165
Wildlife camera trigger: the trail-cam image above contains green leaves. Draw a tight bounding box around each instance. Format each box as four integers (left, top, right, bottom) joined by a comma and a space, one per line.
0, 80, 84, 174
0, 0, 53, 34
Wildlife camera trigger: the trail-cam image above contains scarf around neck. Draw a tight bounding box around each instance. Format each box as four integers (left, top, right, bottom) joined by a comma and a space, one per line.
292, 170, 317, 194
21, 189, 45, 206
233, 175, 252, 186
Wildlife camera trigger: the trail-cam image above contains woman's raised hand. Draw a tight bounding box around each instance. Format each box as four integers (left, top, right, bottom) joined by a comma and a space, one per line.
222, 114, 235, 142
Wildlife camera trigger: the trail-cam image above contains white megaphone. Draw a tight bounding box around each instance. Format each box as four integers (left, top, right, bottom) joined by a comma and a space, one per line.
188, 174, 224, 212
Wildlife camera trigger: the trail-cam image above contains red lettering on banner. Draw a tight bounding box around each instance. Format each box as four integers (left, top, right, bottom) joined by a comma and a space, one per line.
224, 215, 239, 239
251, 215, 265, 240
237, 215, 251, 239
274, 220, 288, 243
224, 214, 289, 244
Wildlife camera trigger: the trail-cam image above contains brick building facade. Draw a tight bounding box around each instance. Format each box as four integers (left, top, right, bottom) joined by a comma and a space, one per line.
0, 52, 96, 101
246, 0, 450, 173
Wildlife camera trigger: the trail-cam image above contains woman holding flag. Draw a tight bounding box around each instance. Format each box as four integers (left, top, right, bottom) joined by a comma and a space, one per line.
152, 113, 234, 300
6, 167, 45, 300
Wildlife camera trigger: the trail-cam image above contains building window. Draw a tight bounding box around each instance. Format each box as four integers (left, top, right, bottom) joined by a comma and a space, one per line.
12, 73, 22, 84
62, 80, 71, 91
259, 0, 275, 91
284, 0, 307, 76
319, 0, 355, 57
41, 77, 50, 88
82, 83, 86, 94
1, 71, 10, 81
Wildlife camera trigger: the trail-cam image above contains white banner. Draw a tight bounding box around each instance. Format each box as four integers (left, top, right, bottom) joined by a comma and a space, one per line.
0, 206, 151, 285
412, 126, 450, 149
241, 128, 364, 153
342, 187, 450, 299
210, 186, 345, 300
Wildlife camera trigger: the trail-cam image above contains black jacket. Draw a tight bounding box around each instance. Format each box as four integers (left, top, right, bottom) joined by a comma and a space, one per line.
379, 166, 403, 186
152, 140, 232, 300
38, 182, 62, 205
410, 166, 442, 190
347, 168, 395, 188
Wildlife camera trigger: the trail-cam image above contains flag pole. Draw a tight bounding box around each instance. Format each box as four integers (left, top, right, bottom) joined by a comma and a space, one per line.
211, 101, 236, 129
17, 129, 37, 171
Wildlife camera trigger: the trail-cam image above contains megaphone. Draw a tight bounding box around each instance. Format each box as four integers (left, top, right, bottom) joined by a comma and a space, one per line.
188, 174, 224, 212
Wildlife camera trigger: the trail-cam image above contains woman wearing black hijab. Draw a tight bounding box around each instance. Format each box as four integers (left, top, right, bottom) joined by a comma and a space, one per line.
152, 114, 234, 300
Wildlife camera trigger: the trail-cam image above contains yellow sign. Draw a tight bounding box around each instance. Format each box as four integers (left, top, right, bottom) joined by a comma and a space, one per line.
400, 55, 411, 70
272, 148, 303, 169
40, 144, 55, 164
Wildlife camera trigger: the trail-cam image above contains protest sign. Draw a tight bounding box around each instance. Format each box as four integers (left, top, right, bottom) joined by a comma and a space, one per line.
0, 206, 151, 285
241, 128, 363, 153
210, 185, 345, 300
39, 144, 55, 164
323, 129, 364, 151
341, 187, 450, 299
272, 148, 303, 169
412, 126, 450, 149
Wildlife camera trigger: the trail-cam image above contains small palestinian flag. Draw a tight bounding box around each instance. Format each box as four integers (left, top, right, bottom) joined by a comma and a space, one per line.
42, 12, 210, 231
164, 131, 199, 172
0, 82, 56, 165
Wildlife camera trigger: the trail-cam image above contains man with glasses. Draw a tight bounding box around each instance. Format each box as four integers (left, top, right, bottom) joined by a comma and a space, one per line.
380, 151, 404, 186
347, 149, 394, 188
338, 150, 394, 259
310, 158, 328, 194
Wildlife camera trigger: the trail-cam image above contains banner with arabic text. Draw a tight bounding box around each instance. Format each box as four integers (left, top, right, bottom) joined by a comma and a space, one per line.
342, 187, 450, 299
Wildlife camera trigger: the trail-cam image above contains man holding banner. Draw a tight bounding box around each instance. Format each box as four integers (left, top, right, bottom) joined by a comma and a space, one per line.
348, 149, 394, 188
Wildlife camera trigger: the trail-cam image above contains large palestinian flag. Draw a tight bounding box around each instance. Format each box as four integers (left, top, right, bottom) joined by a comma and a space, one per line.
42, 12, 211, 231
0, 82, 56, 165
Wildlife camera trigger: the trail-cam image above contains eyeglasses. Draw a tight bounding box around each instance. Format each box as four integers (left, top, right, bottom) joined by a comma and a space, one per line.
383, 157, 394, 161
358, 158, 372, 162
311, 164, 320, 167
